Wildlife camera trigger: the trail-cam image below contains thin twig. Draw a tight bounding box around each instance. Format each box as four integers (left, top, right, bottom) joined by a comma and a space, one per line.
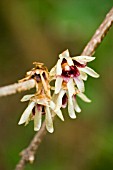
81, 7, 113, 56
0, 7, 112, 170
15, 122, 46, 170
0, 79, 35, 97
0, 8, 113, 98
15, 7, 113, 170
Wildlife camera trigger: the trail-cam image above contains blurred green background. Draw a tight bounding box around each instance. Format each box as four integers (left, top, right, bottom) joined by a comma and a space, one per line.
0, 0, 113, 170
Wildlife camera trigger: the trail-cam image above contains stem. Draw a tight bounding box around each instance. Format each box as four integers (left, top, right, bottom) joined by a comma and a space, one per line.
0, 80, 35, 97
81, 7, 113, 56
0, 7, 112, 170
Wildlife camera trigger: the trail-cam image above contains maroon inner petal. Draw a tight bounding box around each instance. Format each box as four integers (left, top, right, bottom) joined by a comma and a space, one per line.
70, 66, 80, 77
35, 74, 41, 82
31, 73, 41, 82
73, 60, 86, 68
62, 65, 80, 78
32, 104, 45, 116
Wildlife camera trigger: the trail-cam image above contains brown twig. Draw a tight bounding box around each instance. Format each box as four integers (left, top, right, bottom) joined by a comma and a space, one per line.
14, 7, 113, 170
0, 7, 112, 170
15, 122, 46, 170
0, 79, 35, 97
81, 7, 113, 56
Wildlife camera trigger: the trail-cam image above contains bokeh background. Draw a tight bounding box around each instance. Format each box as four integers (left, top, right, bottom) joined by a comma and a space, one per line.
0, 0, 113, 170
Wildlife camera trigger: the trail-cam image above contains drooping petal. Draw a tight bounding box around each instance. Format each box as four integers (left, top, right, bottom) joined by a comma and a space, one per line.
52, 92, 58, 103
67, 78, 75, 97
18, 102, 35, 125
34, 106, 42, 131
68, 96, 76, 119
55, 76, 63, 94
77, 93, 91, 103
55, 89, 66, 110
48, 100, 56, 117
80, 71, 88, 81
49, 100, 55, 110
54, 109, 64, 121
80, 66, 99, 78
45, 106, 54, 133
56, 58, 63, 75
49, 100, 64, 121
21, 94, 34, 102
72, 97, 81, 113
72, 56, 95, 63
74, 76, 85, 92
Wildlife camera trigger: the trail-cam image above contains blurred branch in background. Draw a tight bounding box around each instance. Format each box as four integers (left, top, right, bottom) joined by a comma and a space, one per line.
0, 7, 112, 170
81, 7, 113, 56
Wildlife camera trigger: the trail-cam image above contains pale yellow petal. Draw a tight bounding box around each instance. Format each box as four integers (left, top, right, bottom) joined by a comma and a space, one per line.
80, 66, 99, 78
72, 97, 81, 113
80, 71, 88, 81
52, 90, 65, 121
55, 89, 66, 109
34, 106, 42, 131
66, 57, 74, 66
18, 102, 35, 125
55, 76, 63, 94
54, 109, 64, 121
59, 49, 69, 58
21, 94, 34, 102
56, 58, 63, 75
72, 56, 95, 63
67, 78, 75, 97
77, 93, 91, 103
59, 49, 74, 66
45, 106, 54, 133
68, 96, 76, 119
74, 76, 85, 92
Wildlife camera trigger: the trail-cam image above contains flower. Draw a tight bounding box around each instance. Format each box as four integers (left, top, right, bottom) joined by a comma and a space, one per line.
50, 49, 99, 94
53, 87, 91, 119
19, 62, 51, 97
18, 93, 64, 133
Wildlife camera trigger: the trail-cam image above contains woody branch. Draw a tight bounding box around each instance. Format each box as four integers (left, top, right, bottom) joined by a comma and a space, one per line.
0, 7, 113, 170
0, 8, 113, 98
15, 7, 113, 170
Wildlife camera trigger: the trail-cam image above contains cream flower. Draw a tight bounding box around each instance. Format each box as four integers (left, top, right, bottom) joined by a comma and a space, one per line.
53, 88, 91, 119
50, 49, 99, 94
18, 93, 64, 133
19, 62, 51, 97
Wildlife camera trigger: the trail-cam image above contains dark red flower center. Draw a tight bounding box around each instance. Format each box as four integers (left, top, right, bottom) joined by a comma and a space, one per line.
31, 71, 47, 83
32, 104, 45, 116
61, 58, 86, 79
73, 60, 86, 68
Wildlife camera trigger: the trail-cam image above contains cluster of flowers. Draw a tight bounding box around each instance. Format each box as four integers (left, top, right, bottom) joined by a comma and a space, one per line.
18, 50, 99, 133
